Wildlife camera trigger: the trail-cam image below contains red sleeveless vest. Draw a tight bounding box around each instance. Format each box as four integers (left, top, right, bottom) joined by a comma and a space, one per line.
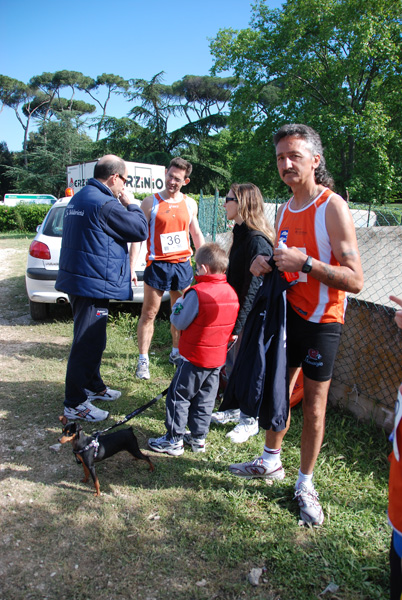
179, 274, 239, 368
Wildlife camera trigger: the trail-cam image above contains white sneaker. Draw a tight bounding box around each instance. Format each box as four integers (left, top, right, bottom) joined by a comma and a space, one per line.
85, 387, 121, 401
136, 358, 150, 380
148, 433, 184, 456
183, 432, 206, 453
294, 482, 324, 526
64, 400, 109, 422
210, 409, 241, 425
226, 418, 259, 443
229, 457, 285, 481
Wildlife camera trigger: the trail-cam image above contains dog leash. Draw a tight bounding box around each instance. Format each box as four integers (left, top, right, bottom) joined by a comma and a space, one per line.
92, 388, 169, 436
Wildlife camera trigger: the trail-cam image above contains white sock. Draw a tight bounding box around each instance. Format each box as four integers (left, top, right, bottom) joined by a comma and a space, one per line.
262, 446, 281, 467
296, 469, 313, 490
139, 354, 149, 362
171, 347, 179, 355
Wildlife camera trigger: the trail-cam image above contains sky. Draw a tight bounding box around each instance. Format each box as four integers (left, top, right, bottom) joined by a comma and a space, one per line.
0, 0, 283, 152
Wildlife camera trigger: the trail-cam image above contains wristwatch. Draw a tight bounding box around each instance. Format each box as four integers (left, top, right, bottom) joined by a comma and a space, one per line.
301, 256, 313, 273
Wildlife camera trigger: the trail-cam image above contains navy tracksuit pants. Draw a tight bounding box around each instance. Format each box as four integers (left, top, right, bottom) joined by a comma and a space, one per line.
165, 360, 220, 440
64, 295, 109, 408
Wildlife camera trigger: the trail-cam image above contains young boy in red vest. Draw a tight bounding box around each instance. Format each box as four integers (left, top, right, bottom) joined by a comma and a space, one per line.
148, 243, 239, 455
389, 295, 402, 600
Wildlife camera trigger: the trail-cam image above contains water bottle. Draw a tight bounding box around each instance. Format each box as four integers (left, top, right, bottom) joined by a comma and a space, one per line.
277, 241, 299, 282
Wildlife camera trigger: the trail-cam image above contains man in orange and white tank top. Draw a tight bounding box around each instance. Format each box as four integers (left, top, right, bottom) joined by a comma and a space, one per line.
130, 157, 204, 380
229, 124, 363, 526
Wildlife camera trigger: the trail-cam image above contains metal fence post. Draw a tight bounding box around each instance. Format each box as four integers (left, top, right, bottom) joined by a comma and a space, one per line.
212, 189, 219, 241
199, 190, 204, 232
367, 201, 371, 228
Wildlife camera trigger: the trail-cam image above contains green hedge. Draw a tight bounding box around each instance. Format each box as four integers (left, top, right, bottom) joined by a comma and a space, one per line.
0, 204, 50, 233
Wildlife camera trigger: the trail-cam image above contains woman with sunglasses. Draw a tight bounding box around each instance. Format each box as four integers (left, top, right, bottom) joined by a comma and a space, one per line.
211, 183, 275, 443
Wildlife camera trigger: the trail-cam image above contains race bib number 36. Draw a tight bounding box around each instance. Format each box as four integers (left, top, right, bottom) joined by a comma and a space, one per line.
160, 231, 188, 254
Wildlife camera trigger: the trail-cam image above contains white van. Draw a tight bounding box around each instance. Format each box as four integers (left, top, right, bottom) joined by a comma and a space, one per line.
3, 194, 57, 206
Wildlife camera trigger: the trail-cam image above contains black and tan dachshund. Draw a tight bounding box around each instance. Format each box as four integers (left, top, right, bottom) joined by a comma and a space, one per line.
59, 416, 154, 496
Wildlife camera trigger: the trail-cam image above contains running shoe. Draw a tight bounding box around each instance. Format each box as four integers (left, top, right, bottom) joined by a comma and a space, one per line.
64, 400, 109, 422
210, 409, 241, 425
294, 482, 324, 526
135, 358, 150, 380
229, 457, 285, 480
148, 433, 184, 456
86, 387, 121, 401
226, 418, 259, 443
183, 432, 206, 453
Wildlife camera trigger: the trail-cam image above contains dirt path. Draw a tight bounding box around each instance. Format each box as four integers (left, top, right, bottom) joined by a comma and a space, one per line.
0, 246, 31, 319
0, 242, 71, 375
0, 242, 75, 600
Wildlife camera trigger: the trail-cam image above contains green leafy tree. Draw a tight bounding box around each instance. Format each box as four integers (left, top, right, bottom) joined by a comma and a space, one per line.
170, 75, 236, 125
179, 129, 233, 194
0, 75, 48, 167
0, 75, 27, 110
211, 0, 402, 201
165, 76, 238, 168
0, 141, 14, 199
94, 116, 165, 163
23, 95, 96, 121
100, 74, 236, 183
27, 71, 96, 151
126, 72, 183, 153
85, 74, 129, 141
0, 73, 96, 168
7, 115, 93, 197
29, 71, 94, 124
168, 113, 228, 150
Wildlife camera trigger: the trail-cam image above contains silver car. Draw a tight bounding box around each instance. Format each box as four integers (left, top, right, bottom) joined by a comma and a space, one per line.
25, 197, 166, 320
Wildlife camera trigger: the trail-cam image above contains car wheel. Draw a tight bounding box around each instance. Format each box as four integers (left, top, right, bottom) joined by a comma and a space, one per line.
29, 300, 50, 321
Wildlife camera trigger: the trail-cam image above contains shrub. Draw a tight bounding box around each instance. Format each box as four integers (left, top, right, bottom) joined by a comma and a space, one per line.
134, 193, 148, 202
0, 204, 50, 232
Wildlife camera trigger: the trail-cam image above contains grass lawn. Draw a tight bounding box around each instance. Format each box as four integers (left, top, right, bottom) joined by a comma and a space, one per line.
0, 234, 391, 600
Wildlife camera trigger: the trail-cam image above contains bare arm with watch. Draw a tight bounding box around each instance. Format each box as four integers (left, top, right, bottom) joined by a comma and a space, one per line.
251, 195, 363, 294
273, 195, 363, 293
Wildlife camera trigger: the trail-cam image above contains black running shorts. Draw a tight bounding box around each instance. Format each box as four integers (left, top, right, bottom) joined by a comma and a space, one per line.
286, 304, 342, 382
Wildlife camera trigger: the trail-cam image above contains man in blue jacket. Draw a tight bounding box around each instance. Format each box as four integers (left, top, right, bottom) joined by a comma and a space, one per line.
56, 155, 148, 422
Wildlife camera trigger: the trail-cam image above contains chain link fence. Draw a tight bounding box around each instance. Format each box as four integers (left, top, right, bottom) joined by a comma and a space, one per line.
199, 192, 402, 427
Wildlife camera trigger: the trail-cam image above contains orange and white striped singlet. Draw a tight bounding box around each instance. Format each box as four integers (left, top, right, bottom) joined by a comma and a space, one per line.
146, 193, 193, 264
277, 188, 347, 324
